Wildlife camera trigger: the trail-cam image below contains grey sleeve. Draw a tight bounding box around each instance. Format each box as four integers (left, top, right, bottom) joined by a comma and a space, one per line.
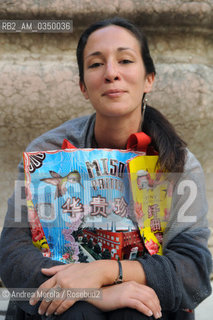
0, 162, 64, 315
136, 151, 212, 311
0, 115, 95, 315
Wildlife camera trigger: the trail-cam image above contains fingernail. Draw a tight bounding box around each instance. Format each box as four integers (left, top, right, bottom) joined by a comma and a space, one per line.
156, 312, 162, 318
29, 299, 33, 305
148, 310, 153, 316
54, 312, 58, 315
38, 308, 42, 315
45, 312, 49, 317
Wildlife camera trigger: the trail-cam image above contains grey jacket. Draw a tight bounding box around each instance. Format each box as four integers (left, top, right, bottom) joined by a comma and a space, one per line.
0, 114, 212, 319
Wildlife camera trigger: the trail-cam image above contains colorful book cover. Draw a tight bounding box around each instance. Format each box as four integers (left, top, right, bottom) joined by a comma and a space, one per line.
128, 155, 173, 255
23, 148, 146, 263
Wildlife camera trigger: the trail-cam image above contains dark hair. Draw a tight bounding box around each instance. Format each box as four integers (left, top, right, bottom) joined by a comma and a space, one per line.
143, 105, 186, 172
76, 17, 186, 172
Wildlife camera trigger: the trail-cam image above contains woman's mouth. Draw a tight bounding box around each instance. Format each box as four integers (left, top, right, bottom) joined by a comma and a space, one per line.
102, 89, 127, 98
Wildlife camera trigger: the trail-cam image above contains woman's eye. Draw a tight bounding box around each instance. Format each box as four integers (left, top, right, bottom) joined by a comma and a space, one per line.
120, 59, 133, 64
88, 62, 102, 68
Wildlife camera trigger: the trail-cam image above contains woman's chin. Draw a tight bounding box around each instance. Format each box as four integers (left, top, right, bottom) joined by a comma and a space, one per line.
96, 105, 139, 119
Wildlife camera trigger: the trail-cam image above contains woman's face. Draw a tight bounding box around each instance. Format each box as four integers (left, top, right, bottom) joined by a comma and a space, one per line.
80, 25, 154, 119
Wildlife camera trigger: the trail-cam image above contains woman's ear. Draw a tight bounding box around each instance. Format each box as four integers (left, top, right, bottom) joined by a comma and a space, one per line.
79, 80, 89, 99
144, 72, 155, 93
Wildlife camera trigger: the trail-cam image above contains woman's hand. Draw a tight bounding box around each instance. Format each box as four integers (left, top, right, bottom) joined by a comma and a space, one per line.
29, 260, 150, 317
90, 281, 162, 319
29, 261, 108, 316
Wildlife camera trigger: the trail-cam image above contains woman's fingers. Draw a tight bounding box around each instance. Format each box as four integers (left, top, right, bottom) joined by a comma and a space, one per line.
128, 298, 154, 318
44, 299, 64, 317
137, 291, 161, 319
29, 262, 100, 316
54, 299, 76, 315
29, 277, 56, 305
107, 281, 162, 319
41, 264, 70, 275
37, 285, 64, 316
135, 283, 161, 318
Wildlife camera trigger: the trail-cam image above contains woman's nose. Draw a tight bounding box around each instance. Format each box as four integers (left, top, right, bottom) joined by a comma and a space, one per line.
104, 62, 120, 82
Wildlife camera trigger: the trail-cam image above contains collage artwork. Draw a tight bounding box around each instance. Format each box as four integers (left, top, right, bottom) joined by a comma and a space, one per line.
23, 147, 173, 264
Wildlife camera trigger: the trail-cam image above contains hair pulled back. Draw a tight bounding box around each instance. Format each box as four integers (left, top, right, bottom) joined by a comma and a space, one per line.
76, 17, 186, 172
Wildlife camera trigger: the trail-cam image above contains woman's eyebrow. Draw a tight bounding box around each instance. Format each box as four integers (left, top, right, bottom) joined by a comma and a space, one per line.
85, 51, 102, 59
85, 47, 136, 59
117, 47, 136, 53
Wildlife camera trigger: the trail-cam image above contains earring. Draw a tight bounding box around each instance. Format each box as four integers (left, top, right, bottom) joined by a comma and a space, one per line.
142, 97, 148, 126
143, 97, 147, 112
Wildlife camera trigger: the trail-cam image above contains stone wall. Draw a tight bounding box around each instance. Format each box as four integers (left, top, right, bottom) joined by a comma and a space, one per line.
0, 0, 212, 255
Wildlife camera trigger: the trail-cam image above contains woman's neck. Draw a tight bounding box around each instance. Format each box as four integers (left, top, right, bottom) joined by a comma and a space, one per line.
94, 112, 142, 149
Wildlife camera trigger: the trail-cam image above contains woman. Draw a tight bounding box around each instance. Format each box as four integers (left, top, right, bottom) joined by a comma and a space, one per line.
0, 17, 212, 320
